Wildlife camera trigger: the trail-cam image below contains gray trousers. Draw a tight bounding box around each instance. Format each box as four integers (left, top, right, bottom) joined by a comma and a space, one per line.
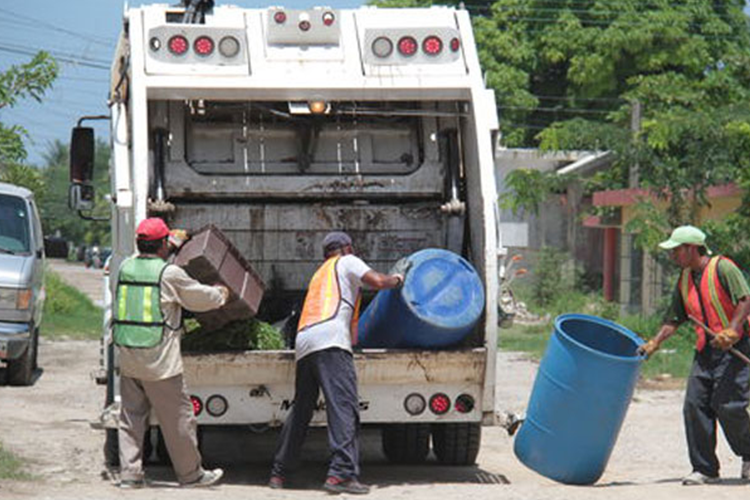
271, 348, 361, 480
119, 374, 203, 483
684, 339, 750, 477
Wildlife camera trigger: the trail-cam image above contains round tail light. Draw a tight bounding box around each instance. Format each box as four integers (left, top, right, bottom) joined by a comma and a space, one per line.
450, 37, 461, 52
193, 36, 214, 56
274, 10, 287, 24
404, 393, 426, 416
206, 395, 228, 417
454, 394, 475, 413
219, 36, 240, 58
168, 35, 189, 55
190, 395, 203, 416
397, 36, 418, 57
372, 36, 393, 58
299, 20, 311, 31
322, 11, 335, 26
429, 393, 450, 415
422, 35, 443, 56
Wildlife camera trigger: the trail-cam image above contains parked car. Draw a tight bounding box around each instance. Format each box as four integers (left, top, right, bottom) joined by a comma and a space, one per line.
0, 182, 45, 385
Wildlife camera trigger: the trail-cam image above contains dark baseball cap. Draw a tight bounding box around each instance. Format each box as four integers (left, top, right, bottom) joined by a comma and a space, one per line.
322, 231, 352, 254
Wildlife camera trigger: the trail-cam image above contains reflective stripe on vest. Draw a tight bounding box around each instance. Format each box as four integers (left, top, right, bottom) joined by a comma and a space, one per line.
113, 256, 168, 348
679, 256, 742, 351
298, 256, 362, 344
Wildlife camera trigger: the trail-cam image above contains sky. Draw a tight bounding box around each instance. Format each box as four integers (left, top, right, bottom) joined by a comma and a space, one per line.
0, 0, 363, 166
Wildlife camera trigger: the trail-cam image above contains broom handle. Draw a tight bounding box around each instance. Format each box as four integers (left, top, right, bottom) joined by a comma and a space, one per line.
687, 315, 750, 367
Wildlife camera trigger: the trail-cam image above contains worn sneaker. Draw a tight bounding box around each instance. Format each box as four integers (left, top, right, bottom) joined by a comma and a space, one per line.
323, 476, 370, 495
268, 475, 285, 489
682, 471, 720, 485
182, 468, 224, 488
742, 461, 750, 480
119, 478, 146, 489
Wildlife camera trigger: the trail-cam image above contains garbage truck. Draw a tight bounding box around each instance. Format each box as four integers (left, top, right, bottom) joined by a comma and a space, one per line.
69, 0, 500, 466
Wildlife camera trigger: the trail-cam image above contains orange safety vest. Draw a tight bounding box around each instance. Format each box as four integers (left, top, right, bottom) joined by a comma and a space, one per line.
679, 256, 749, 351
297, 256, 363, 345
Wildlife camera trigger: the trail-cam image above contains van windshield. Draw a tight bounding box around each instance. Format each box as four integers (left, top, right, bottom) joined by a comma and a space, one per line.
0, 194, 30, 254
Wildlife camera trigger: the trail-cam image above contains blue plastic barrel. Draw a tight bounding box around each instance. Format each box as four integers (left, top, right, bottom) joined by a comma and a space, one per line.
357, 248, 485, 348
513, 314, 644, 485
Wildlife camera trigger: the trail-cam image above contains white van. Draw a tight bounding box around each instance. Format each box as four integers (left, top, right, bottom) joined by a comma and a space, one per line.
0, 182, 44, 386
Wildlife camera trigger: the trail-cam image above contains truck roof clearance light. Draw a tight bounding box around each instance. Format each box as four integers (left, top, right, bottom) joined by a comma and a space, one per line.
454, 394, 475, 414
206, 395, 228, 417
190, 395, 203, 416
397, 36, 418, 57
404, 393, 426, 416
274, 10, 287, 24
450, 37, 461, 52
193, 36, 215, 57
322, 11, 335, 26
372, 36, 393, 58
429, 393, 451, 415
168, 35, 189, 56
218, 36, 240, 58
422, 35, 443, 56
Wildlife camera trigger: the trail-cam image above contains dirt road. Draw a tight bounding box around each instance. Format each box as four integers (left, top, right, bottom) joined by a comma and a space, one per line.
0, 262, 747, 499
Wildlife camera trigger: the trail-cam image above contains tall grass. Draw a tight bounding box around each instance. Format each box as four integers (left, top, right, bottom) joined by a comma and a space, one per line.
41, 270, 102, 340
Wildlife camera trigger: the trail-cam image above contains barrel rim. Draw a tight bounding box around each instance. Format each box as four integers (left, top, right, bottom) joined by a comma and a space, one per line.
554, 313, 645, 364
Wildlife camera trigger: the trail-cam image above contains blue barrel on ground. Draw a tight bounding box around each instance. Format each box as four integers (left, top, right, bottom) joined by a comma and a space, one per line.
513, 313, 644, 485
357, 248, 485, 348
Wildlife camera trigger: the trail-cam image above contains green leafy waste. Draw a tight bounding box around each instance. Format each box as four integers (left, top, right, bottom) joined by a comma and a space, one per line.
181, 317, 286, 352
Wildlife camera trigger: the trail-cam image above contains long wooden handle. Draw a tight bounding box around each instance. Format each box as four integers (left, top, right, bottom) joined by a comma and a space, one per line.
687, 315, 750, 367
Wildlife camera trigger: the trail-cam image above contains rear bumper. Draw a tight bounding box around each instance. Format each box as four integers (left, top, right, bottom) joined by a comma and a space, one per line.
0, 322, 32, 361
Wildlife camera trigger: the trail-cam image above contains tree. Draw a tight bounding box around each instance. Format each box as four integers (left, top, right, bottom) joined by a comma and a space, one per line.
0, 51, 58, 192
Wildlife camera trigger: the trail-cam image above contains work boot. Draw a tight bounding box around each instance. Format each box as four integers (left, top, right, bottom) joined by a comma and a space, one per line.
742, 461, 750, 480
182, 468, 224, 488
682, 471, 720, 485
119, 478, 146, 489
268, 475, 285, 489
323, 476, 370, 495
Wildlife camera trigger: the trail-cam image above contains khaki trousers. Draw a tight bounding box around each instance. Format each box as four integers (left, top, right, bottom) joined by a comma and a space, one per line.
119, 374, 203, 483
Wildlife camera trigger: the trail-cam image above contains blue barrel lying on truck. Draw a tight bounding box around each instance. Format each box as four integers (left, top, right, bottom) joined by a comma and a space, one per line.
358, 248, 485, 348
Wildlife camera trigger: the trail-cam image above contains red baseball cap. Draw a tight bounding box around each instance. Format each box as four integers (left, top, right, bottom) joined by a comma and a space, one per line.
136, 218, 170, 241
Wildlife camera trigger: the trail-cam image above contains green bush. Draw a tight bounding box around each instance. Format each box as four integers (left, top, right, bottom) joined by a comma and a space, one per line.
532, 246, 568, 307
41, 270, 102, 340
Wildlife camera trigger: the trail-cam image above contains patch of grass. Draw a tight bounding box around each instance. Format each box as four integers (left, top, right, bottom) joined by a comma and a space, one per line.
498, 321, 552, 361
41, 270, 102, 340
0, 441, 30, 480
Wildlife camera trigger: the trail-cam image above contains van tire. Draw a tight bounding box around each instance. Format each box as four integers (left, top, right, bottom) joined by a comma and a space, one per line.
7, 334, 36, 386
431, 422, 481, 465
382, 424, 430, 464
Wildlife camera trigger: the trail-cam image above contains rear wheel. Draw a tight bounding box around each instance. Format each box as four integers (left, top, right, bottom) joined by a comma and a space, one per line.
432, 423, 481, 465
382, 424, 430, 464
7, 333, 37, 386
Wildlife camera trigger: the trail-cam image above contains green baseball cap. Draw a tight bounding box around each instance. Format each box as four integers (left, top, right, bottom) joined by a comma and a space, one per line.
658, 225, 711, 253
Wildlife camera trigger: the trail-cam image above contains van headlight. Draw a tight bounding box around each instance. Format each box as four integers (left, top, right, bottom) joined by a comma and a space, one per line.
0, 288, 32, 310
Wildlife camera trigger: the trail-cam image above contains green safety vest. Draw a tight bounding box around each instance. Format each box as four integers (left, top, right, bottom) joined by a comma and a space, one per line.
113, 256, 169, 348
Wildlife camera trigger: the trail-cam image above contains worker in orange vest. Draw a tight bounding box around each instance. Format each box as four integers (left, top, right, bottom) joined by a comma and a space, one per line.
639, 225, 750, 485
269, 231, 404, 495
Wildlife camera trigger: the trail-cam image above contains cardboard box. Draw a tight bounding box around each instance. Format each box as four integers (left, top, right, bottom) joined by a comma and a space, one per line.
174, 224, 265, 331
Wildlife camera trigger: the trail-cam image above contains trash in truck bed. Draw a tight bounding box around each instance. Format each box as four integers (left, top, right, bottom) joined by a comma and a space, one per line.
173, 224, 265, 331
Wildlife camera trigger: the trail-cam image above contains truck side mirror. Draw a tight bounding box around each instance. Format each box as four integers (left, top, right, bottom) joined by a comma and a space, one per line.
70, 127, 95, 184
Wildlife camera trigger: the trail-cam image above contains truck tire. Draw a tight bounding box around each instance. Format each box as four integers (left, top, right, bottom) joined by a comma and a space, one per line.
104, 429, 119, 467
431, 423, 481, 465
7, 334, 36, 386
382, 424, 430, 464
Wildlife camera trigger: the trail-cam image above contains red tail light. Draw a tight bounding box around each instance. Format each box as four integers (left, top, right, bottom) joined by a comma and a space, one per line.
422, 35, 443, 56
274, 11, 287, 24
190, 395, 203, 416
193, 36, 215, 56
454, 394, 475, 413
450, 37, 460, 52
429, 393, 450, 415
397, 36, 418, 56
322, 11, 335, 26
168, 35, 189, 55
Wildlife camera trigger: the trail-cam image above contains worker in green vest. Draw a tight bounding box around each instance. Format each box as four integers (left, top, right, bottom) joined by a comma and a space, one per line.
113, 217, 229, 489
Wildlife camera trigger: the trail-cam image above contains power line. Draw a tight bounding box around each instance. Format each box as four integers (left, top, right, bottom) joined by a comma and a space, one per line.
0, 45, 110, 70
0, 6, 113, 47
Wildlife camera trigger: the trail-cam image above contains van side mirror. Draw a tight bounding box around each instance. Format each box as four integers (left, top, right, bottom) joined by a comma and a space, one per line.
70, 127, 95, 183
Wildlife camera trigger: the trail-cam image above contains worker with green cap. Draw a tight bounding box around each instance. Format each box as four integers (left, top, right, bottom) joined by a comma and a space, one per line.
639, 224, 750, 485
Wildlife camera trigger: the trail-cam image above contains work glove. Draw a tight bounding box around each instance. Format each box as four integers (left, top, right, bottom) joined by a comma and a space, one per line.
168, 229, 190, 253
390, 257, 413, 278
637, 338, 661, 359
710, 327, 740, 351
